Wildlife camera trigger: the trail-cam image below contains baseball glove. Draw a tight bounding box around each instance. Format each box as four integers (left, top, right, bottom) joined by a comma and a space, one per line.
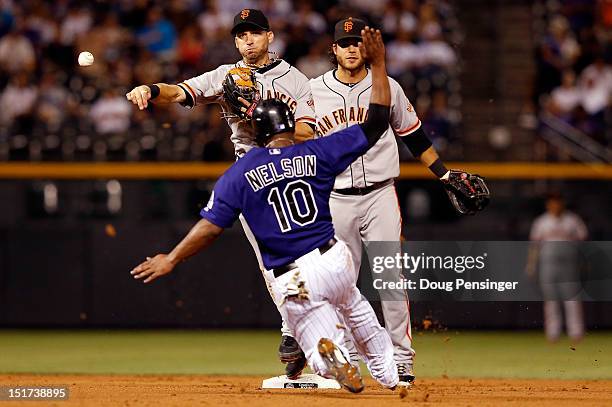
222, 67, 261, 120
442, 170, 490, 215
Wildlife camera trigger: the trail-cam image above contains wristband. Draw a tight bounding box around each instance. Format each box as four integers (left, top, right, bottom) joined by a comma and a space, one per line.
147, 84, 161, 99
429, 158, 449, 179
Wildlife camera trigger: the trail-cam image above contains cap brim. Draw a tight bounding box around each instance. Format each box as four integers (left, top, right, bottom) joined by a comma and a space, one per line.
334, 34, 362, 42
231, 22, 269, 35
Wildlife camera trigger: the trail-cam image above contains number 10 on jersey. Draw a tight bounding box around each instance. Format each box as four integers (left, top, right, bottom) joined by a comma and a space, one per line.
267, 180, 318, 232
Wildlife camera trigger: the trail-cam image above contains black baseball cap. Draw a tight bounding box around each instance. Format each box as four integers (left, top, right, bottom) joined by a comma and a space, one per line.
334, 17, 367, 43
231, 9, 270, 35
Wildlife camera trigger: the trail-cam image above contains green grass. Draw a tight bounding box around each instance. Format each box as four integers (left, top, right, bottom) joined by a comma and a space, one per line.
0, 330, 610, 380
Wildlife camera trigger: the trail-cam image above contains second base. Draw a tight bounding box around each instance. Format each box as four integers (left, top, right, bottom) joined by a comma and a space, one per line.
261, 374, 341, 389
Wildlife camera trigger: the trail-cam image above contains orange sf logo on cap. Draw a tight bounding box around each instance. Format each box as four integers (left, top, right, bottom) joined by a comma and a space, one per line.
240, 9, 250, 19
344, 20, 353, 32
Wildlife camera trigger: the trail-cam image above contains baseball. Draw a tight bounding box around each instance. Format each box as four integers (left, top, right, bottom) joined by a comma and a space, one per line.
78, 51, 94, 66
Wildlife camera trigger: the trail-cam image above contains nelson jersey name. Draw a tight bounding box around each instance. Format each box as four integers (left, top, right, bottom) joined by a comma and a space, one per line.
244, 154, 317, 192
317, 107, 369, 135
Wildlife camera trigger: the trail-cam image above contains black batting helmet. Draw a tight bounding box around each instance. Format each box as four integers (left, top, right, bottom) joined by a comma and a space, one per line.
251, 99, 295, 146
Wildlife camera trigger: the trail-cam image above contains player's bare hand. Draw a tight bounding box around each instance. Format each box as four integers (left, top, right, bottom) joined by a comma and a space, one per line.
236, 95, 261, 118
131, 254, 175, 283
126, 85, 152, 110
237, 96, 250, 114
359, 27, 385, 66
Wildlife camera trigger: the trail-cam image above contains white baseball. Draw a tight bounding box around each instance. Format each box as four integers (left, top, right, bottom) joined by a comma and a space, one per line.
78, 51, 94, 67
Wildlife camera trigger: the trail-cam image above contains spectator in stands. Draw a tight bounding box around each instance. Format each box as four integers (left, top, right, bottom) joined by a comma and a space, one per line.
25, 2, 57, 47
178, 24, 206, 68
0, 20, 36, 74
0, 6, 14, 37
600, 0, 612, 27
136, 7, 177, 61
418, 2, 443, 39
87, 13, 129, 63
343, 0, 390, 15
60, 4, 92, 45
76, 13, 129, 78
386, 28, 421, 78
578, 55, 612, 117
197, 0, 233, 39
89, 89, 133, 135
258, 0, 292, 21
382, 0, 418, 36
536, 15, 581, 96
133, 50, 165, 86
421, 90, 452, 150
419, 29, 456, 70
0, 0, 460, 162
576, 55, 612, 143
0, 73, 37, 127
213, 0, 257, 16
296, 36, 333, 79
294, 2, 327, 39
547, 69, 581, 122
36, 71, 71, 129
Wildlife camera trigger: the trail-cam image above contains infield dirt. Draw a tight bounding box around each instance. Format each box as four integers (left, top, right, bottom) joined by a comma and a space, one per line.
1, 374, 610, 406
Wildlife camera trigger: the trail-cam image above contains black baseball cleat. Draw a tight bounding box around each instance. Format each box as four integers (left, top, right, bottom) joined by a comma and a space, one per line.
397, 363, 415, 387
285, 350, 307, 379
278, 335, 303, 363
317, 338, 364, 393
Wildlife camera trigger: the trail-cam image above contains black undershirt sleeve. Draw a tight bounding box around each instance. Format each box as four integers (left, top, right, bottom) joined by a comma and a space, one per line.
400, 126, 432, 157
177, 84, 194, 108
358, 104, 390, 148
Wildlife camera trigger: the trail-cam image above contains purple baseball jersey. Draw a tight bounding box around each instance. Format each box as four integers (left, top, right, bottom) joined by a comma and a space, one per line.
201, 124, 368, 269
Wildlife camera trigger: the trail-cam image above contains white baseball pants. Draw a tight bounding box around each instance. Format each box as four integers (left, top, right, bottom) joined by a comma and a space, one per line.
264, 240, 398, 388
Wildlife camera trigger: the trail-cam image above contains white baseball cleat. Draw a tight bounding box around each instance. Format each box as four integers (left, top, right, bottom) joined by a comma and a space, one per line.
397, 363, 415, 387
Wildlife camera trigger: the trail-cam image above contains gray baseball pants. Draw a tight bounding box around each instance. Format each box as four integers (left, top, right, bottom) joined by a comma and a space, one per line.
329, 182, 415, 365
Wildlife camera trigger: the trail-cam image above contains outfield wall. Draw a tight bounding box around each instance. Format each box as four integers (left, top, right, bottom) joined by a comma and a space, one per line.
1, 175, 611, 329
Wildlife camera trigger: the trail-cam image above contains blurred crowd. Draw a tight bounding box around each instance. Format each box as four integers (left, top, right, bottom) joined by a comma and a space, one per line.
0, 0, 460, 162
533, 0, 612, 148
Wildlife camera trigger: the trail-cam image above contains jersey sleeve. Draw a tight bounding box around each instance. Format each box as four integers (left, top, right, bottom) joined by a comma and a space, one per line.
292, 69, 316, 126
572, 214, 588, 240
390, 79, 421, 137
180, 65, 229, 108
199, 170, 241, 229
306, 124, 369, 176
529, 217, 544, 241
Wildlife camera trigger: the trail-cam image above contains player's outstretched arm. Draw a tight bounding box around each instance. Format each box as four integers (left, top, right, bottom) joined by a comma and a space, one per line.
126, 83, 187, 110
358, 27, 391, 148
130, 219, 223, 283
360, 28, 390, 107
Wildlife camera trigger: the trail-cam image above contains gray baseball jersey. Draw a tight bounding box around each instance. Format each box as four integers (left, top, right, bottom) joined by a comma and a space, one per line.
309, 69, 421, 189
529, 212, 588, 242
181, 59, 316, 157
529, 211, 588, 285
310, 69, 419, 367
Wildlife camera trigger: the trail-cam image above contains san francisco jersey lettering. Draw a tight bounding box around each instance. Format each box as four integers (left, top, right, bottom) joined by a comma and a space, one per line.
182, 59, 316, 157
310, 69, 421, 189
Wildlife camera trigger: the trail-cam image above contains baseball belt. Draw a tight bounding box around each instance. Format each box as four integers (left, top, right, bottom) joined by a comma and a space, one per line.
272, 238, 337, 278
333, 179, 393, 196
